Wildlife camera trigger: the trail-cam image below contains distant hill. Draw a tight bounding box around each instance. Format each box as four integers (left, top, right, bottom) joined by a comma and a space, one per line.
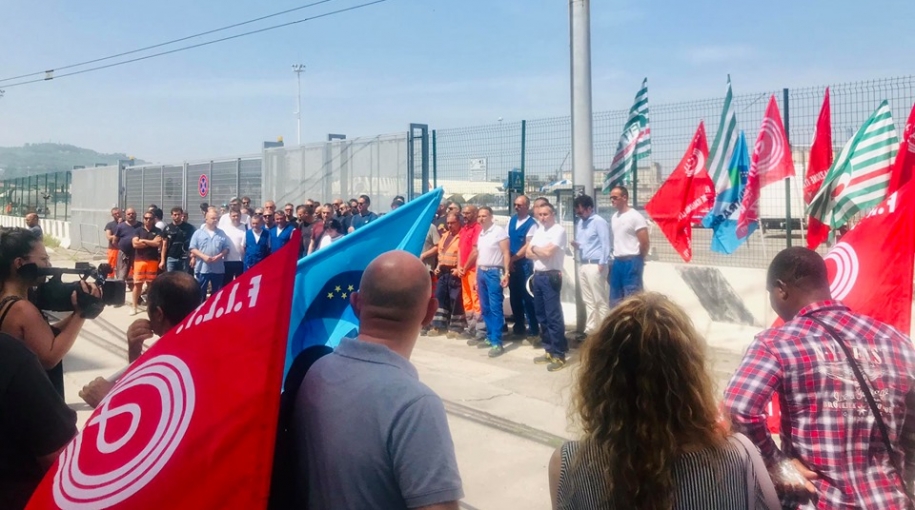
0, 143, 146, 179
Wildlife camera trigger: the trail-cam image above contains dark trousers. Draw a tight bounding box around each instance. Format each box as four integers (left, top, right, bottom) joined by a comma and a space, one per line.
196, 273, 224, 303
509, 259, 539, 335
609, 256, 644, 306
533, 272, 566, 358
433, 272, 466, 331
224, 261, 244, 283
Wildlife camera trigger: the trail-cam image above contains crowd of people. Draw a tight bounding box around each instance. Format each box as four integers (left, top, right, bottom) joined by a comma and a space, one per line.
422, 185, 648, 374
101, 194, 390, 314
5, 183, 915, 509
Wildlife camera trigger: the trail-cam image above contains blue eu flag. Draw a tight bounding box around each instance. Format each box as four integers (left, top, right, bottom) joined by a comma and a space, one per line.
285, 189, 443, 375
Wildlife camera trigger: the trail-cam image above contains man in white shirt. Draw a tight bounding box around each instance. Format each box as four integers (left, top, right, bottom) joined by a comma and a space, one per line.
218, 197, 250, 231
608, 185, 649, 306
472, 206, 511, 358
526, 202, 568, 372
222, 207, 247, 283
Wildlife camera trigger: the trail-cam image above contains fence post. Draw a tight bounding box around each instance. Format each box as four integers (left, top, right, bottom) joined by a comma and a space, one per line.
64, 171, 70, 221
520, 120, 527, 192
783, 87, 792, 248
236, 158, 241, 198
432, 130, 438, 189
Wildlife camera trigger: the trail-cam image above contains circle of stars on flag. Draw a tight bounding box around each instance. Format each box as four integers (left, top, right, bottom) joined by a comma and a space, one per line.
327, 284, 356, 300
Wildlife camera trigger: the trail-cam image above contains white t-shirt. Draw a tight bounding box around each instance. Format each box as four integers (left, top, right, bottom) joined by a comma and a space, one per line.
318, 234, 341, 250
530, 222, 567, 272
476, 224, 508, 268
222, 223, 247, 262
610, 208, 648, 257
218, 213, 250, 232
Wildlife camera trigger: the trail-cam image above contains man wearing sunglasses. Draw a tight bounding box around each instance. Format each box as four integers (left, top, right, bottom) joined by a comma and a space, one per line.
114, 208, 141, 289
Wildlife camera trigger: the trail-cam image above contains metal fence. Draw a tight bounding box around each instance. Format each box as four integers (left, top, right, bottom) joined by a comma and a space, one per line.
0, 171, 72, 220
121, 156, 262, 217
263, 133, 411, 211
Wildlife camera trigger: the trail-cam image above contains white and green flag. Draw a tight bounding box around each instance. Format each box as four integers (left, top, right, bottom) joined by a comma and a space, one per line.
708, 76, 738, 194
807, 100, 898, 229
603, 78, 650, 192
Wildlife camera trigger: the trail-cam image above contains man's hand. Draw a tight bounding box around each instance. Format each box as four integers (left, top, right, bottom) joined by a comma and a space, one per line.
158, 261, 166, 271
570, 240, 580, 249
792, 459, 819, 493
127, 318, 154, 362
79, 377, 115, 409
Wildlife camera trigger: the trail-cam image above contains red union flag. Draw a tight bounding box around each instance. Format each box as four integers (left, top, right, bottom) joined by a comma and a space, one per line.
888, 102, 915, 196
737, 95, 795, 238
28, 233, 301, 509
645, 121, 715, 262
806, 88, 834, 248
822, 183, 915, 333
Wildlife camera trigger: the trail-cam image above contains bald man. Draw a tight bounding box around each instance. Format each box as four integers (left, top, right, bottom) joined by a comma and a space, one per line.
293, 251, 463, 510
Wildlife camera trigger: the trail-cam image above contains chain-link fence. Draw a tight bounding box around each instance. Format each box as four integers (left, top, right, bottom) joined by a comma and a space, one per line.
0, 171, 71, 220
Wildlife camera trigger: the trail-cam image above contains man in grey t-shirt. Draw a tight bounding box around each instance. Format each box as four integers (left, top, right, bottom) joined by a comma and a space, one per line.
293, 251, 464, 510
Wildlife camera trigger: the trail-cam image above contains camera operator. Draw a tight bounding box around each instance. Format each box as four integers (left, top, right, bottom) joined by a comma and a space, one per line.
79, 271, 200, 408
0, 228, 101, 397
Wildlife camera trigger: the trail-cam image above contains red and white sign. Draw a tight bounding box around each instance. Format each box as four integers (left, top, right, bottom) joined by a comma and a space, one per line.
28, 232, 301, 510
197, 174, 209, 198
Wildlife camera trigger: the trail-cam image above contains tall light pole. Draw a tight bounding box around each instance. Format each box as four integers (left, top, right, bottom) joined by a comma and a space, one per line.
569, 0, 594, 198
292, 64, 305, 146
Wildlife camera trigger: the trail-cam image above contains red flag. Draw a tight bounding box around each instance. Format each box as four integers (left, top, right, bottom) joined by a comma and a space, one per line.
737, 95, 795, 238
888, 102, 915, 195
806, 88, 833, 249
28, 233, 301, 509
645, 122, 715, 262
822, 184, 915, 333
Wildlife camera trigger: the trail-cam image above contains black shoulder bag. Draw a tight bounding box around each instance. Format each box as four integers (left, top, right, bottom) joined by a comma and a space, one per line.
806, 314, 915, 508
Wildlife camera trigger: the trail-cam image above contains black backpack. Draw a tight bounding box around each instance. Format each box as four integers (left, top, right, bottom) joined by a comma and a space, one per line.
267, 344, 333, 509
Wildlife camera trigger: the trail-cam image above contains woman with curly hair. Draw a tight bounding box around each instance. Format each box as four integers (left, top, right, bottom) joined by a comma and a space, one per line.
549, 292, 779, 509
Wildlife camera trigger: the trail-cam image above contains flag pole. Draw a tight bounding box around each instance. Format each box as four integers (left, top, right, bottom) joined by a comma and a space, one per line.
783, 88, 793, 249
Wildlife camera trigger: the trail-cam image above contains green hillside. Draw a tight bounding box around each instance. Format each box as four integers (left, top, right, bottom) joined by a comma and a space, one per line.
0, 143, 146, 179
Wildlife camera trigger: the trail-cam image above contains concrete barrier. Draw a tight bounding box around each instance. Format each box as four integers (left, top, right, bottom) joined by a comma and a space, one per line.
0, 215, 71, 248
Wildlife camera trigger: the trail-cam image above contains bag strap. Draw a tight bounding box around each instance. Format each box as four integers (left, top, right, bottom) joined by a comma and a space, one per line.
730, 433, 781, 510
805, 313, 915, 505
0, 295, 23, 330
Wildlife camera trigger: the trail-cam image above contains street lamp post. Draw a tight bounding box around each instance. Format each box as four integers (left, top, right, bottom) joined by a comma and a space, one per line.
292, 64, 305, 146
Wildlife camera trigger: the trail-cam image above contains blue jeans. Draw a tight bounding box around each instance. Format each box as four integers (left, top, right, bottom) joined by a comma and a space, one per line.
533, 272, 566, 358
196, 272, 224, 303
509, 259, 539, 335
477, 268, 505, 346
166, 257, 189, 273
609, 256, 644, 306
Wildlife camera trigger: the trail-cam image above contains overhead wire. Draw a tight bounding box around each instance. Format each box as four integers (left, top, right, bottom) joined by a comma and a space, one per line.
1, 0, 387, 89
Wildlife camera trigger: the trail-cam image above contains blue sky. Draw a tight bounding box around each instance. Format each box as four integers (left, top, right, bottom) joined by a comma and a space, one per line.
0, 0, 912, 162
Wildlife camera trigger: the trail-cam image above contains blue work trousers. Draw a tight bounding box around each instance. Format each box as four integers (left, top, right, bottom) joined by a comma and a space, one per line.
477, 268, 505, 346
609, 256, 644, 307
533, 272, 566, 359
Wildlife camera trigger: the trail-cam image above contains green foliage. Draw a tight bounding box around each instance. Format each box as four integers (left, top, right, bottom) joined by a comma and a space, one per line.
0, 143, 146, 179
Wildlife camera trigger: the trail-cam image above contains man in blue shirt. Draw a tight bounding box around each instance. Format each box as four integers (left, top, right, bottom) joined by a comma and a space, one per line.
507, 195, 539, 339
572, 194, 611, 335
189, 209, 230, 302
270, 211, 296, 254
348, 194, 378, 232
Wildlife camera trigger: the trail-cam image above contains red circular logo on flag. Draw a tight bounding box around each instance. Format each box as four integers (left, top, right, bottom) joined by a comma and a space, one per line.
53, 355, 196, 508
824, 242, 859, 301
198, 174, 209, 198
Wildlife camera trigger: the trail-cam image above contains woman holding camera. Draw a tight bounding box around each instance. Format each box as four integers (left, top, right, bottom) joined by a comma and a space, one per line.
549, 293, 780, 510
0, 228, 100, 397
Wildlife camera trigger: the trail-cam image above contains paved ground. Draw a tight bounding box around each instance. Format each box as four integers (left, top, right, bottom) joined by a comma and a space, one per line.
51, 246, 757, 510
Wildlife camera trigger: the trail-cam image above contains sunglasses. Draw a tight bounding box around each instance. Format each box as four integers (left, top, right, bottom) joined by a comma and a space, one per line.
143, 216, 154, 220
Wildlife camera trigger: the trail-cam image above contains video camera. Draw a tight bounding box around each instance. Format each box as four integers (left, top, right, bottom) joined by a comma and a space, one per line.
31, 262, 126, 317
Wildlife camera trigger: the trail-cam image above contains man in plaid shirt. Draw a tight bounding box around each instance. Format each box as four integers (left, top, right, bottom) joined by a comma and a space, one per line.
725, 247, 915, 509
